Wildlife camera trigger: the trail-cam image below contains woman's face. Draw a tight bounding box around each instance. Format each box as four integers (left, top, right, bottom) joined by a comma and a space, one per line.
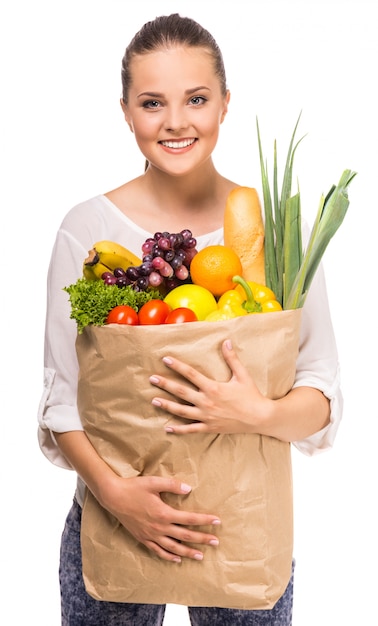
122, 46, 230, 177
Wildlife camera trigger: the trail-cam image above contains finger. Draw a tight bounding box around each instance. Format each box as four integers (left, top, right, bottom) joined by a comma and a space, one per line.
161, 356, 210, 389
170, 508, 221, 529
163, 539, 205, 562
221, 339, 249, 380
165, 421, 208, 435
152, 395, 201, 421
145, 533, 217, 562
159, 530, 219, 559
147, 475, 194, 496
150, 374, 199, 406
143, 540, 183, 563
170, 526, 219, 549
148, 478, 221, 528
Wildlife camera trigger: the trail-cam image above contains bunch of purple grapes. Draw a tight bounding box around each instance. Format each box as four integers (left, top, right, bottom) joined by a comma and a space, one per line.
102, 229, 198, 292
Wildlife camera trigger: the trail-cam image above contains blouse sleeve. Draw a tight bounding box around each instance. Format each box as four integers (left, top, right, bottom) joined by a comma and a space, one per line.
291, 262, 343, 455
37, 226, 88, 469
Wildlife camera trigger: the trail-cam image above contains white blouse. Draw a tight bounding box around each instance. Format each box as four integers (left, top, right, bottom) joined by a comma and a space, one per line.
37, 195, 343, 505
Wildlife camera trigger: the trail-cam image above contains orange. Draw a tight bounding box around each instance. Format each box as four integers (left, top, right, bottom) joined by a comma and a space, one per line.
189, 245, 242, 297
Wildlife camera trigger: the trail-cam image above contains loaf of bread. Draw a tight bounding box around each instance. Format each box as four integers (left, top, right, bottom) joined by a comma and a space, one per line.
224, 186, 265, 285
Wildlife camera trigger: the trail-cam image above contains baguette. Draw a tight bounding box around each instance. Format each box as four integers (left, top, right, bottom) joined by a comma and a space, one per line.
224, 186, 265, 285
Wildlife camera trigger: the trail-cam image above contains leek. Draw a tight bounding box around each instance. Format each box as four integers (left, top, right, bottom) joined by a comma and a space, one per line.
285, 169, 357, 309
257, 115, 356, 309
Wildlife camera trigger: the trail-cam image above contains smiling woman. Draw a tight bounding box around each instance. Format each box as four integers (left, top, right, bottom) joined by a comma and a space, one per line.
118, 46, 229, 182
37, 11, 344, 626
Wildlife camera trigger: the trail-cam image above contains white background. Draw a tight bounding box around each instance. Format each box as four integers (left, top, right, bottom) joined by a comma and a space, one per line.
1, 0, 377, 624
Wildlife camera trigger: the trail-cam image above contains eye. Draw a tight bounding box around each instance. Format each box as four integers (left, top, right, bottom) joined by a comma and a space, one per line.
142, 100, 161, 109
189, 96, 207, 106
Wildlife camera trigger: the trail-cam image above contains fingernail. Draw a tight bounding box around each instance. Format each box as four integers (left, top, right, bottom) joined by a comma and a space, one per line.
181, 483, 192, 493
165, 426, 174, 433
162, 356, 173, 365
193, 553, 203, 561
149, 375, 160, 384
151, 398, 162, 407
225, 339, 232, 350
209, 539, 219, 546
212, 519, 221, 525
172, 557, 181, 563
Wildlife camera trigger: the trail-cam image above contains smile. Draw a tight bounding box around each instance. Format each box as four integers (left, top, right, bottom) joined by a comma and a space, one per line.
160, 138, 196, 149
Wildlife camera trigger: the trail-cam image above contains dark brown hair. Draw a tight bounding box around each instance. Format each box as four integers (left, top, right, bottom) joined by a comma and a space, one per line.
121, 13, 227, 104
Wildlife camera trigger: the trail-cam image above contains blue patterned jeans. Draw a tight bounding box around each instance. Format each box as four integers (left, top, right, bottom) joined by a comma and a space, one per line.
60, 499, 294, 625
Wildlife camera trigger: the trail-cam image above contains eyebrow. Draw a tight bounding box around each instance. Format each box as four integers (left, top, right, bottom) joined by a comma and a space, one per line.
137, 86, 211, 98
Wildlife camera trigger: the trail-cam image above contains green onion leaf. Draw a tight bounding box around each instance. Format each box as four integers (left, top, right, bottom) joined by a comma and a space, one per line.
257, 115, 356, 309
285, 169, 357, 309
283, 191, 302, 307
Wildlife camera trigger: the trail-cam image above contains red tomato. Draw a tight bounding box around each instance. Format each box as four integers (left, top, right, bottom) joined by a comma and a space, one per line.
165, 307, 198, 324
138, 299, 171, 325
106, 305, 139, 325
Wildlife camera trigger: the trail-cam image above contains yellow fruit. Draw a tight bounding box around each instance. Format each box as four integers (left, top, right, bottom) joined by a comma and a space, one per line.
235, 281, 277, 303
93, 240, 141, 269
189, 245, 242, 297
163, 284, 218, 321
83, 240, 142, 280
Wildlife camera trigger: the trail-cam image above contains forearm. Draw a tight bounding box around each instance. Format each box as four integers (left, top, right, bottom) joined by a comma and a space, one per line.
256, 386, 330, 442
54, 430, 119, 507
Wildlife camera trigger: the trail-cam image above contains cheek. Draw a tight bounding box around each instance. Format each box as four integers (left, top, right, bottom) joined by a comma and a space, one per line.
199, 112, 223, 146
132, 114, 159, 141
200, 106, 225, 134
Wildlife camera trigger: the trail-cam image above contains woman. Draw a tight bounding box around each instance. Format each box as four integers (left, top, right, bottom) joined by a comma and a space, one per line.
38, 13, 341, 625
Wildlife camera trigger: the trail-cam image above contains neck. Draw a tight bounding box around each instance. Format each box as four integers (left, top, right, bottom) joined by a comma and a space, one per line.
145, 160, 219, 208
105, 158, 236, 237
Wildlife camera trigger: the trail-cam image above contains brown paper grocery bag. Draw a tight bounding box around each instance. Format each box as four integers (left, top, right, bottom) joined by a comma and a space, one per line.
77, 308, 302, 609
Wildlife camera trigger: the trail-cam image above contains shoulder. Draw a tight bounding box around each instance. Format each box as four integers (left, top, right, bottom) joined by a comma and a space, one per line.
60, 193, 127, 230
60, 195, 107, 225
57, 194, 123, 249
53, 190, 150, 259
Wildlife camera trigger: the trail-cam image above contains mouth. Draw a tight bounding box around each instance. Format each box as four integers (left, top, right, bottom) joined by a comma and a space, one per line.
159, 138, 197, 149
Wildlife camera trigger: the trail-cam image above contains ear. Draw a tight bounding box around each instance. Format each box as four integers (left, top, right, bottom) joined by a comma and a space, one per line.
220, 90, 231, 124
120, 98, 134, 133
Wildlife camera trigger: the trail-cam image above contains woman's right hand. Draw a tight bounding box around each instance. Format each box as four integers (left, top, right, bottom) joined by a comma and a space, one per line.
54, 431, 220, 563
100, 474, 221, 563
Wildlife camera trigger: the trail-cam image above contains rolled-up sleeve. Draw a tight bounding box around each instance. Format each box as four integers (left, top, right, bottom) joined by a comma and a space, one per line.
37, 228, 88, 469
291, 263, 343, 455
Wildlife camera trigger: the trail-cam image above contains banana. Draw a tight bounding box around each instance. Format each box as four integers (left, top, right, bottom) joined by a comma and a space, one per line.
83, 261, 112, 281
94, 240, 142, 268
83, 240, 142, 280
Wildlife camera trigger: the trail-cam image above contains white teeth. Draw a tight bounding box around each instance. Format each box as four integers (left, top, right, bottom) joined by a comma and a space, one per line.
161, 139, 195, 148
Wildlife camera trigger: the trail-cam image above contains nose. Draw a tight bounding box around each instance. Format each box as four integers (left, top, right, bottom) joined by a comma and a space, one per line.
163, 105, 189, 133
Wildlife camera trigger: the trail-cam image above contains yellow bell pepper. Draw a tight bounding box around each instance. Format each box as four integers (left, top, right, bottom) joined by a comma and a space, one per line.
232, 275, 282, 314
260, 299, 283, 313
205, 291, 247, 321
235, 280, 277, 304
205, 277, 281, 321
217, 290, 247, 314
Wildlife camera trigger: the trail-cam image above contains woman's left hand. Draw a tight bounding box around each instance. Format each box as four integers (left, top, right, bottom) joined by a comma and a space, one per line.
149, 339, 272, 435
